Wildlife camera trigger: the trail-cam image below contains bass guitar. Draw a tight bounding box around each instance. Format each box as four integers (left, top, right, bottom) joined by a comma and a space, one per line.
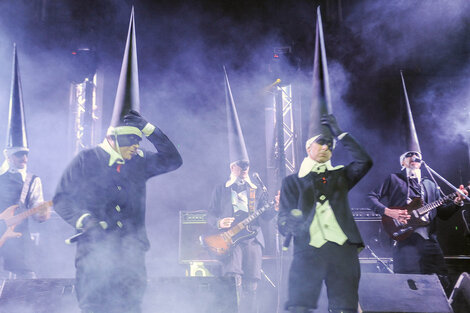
0, 201, 53, 247
382, 186, 469, 241
200, 200, 273, 258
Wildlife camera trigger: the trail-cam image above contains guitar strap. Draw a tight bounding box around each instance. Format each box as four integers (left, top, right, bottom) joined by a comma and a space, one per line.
248, 188, 256, 214
19, 173, 35, 209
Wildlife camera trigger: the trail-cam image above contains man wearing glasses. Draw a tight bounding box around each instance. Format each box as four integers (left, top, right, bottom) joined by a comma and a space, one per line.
368, 150, 467, 292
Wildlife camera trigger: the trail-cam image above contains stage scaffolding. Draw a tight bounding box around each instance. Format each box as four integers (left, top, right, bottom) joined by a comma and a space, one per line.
265, 83, 302, 194
68, 73, 102, 156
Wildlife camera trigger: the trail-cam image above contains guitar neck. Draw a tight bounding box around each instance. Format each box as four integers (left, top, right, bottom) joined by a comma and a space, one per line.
416, 186, 469, 216
225, 205, 269, 237
7, 201, 52, 226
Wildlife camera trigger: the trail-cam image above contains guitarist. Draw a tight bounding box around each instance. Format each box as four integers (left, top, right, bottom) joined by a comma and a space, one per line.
0, 46, 50, 279
207, 159, 277, 313
368, 150, 467, 292
207, 69, 277, 313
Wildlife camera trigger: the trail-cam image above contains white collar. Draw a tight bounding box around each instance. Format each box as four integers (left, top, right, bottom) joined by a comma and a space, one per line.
0, 159, 27, 181
298, 157, 343, 178
98, 138, 125, 166
405, 168, 421, 182
225, 173, 257, 189
97, 138, 144, 167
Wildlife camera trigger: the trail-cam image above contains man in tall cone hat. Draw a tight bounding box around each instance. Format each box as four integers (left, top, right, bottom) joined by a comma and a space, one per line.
277, 7, 372, 313
0, 45, 50, 279
206, 68, 277, 313
368, 71, 467, 293
53, 9, 182, 313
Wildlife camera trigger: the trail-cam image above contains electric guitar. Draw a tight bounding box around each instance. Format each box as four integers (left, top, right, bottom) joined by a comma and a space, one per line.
0, 201, 53, 247
382, 186, 469, 241
200, 200, 274, 258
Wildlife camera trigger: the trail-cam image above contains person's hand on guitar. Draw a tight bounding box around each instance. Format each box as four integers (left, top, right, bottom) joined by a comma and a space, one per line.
453, 184, 468, 206
384, 208, 410, 224
34, 204, 51, 222
218, 217, 235, 229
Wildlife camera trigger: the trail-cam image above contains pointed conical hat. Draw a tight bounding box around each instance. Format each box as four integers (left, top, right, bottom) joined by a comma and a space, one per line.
5, 44, 28, 154
308, 6, 333, 141
108, 8, 141, 138
224, 67, 249, 165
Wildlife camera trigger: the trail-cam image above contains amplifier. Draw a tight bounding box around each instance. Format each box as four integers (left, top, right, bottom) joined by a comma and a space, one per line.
352, 208, 392, 259
352, 208, 381, 221
179, 210, 215, 263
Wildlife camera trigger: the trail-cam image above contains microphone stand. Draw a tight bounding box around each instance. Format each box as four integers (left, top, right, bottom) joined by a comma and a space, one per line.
364, 245, 394, 274
422, 161, 470, 202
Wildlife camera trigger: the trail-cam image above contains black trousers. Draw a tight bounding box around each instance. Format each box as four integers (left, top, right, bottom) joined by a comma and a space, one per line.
286, 241, 360, 311
393, 233, 448, 275
75, 234, 147, 313
221, 237, 262, 280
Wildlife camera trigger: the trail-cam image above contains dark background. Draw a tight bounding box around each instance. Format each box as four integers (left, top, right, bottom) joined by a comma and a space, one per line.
0, 0, 469, 284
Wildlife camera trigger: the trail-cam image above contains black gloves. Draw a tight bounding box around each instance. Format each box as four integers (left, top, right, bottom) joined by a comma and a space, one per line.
82, 216, 100, 231
320, 114, 343, 138
123, 110, 148, 130
280, 209, 304, 235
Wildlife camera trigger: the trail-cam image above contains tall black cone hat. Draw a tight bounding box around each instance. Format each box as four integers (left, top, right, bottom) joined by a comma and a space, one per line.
400, 70, 421, 154
5, 44, 28, 153
308, 6, 333, 139
109, 7, 140, 130
224, 67, 249, 165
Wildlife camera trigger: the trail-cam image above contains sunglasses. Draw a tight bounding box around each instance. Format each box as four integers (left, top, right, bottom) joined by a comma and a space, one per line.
315, 138, 333, 149
13, 151, 28, 158
117, 134, 142, 147
405, 152, 420, 158
235, 160, 250, 170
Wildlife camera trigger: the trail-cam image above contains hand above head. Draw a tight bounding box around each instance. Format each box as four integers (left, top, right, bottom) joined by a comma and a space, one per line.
320, 114, 343, 138
123, 110, 148, 131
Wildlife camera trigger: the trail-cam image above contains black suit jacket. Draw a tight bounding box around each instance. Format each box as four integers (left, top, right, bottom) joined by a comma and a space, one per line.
368, 171, 459, 236
53, 127, 182, 252
278, 134, 373, 253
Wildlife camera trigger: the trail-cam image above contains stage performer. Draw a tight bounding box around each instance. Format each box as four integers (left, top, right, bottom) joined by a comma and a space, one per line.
53, 10, 182, 313
278, 114, 372, 313
368, 71, 467, 293
207, 68, 277, 313
0, 45, 50, 279
368, 150, 467, 291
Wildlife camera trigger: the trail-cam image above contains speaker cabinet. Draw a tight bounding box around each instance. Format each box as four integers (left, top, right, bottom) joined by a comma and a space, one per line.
353, 208, 393, 259
449, 272, 470, 313
144, 277, 237, 313
179, 210, 215, 263
359, 273, 452, 313
0, 278, 78, 313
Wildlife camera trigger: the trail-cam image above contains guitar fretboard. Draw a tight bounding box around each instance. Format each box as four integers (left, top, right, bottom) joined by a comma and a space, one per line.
6, 201, 53, 226
225, 201, 272, 238
416, 186, 469, 216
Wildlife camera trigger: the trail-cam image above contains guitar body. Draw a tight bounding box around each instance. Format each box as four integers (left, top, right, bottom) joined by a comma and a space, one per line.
382, 198, 431, 241
0, 201, 53, 248
0, 204, 23, 248
201, 212, 260, 258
